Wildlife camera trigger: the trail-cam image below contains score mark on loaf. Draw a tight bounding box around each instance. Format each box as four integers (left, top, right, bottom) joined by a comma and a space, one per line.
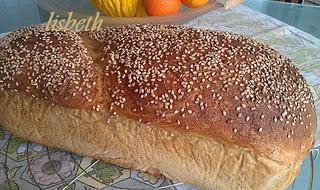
0, 24, 317, 190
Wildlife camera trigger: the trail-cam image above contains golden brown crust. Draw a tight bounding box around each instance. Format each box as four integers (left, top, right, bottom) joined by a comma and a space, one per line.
0, 25, 317, 163
90, 25, 316, 158
0, 26, 102, 110
0, 91, 303, 190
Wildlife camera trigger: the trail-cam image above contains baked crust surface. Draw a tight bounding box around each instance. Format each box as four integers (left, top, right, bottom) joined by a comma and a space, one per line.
0, 91, 301, 190
0, 25, 317, 190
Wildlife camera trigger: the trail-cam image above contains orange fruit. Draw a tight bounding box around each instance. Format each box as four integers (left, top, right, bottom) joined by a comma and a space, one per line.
144, 0, 181, 16
182, 0, 208, 8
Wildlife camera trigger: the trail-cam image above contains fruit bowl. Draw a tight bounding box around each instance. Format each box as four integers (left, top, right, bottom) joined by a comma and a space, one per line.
36, 0, 241, 26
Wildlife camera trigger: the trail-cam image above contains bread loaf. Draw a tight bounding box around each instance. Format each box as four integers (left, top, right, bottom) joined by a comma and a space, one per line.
0, 25, 317, 190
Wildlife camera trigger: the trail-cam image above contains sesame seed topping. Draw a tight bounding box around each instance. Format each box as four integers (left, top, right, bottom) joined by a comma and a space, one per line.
0, 24, 314, 146
222, 110, 227, 116
0, 25, 97, 107
273, 117, 278, 122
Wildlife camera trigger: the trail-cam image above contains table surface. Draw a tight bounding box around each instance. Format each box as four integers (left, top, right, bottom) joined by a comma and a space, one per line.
0, 1, 320, 190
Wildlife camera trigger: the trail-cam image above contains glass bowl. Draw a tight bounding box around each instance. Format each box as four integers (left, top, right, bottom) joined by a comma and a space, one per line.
36, 0, 231, 25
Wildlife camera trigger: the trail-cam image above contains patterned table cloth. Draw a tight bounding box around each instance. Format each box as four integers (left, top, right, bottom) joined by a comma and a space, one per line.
0, 5, 319, 190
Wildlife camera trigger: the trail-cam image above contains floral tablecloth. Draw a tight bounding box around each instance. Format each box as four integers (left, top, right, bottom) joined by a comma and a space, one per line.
0, 5, 319, 190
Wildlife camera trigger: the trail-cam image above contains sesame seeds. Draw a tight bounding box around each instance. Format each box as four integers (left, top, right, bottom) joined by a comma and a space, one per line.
222, 110, 227, 116
0, 25, 98, 107
0, 24, 314, 146
273, 117, 278, 122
